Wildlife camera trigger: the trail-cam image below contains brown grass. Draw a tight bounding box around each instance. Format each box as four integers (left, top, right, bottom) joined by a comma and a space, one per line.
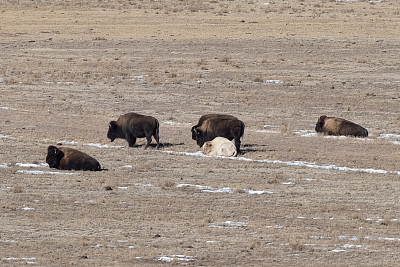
1, 1, 400, 266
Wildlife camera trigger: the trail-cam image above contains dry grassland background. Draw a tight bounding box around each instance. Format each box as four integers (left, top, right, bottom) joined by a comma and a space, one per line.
1, 0, 400, 265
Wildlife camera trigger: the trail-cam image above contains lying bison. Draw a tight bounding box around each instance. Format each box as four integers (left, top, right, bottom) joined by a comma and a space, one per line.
46, 146, 101, 171
315, 115, 368, 137
191, 114, 237, 140
107, 112, 160, 149
193, 117, 245, 152
202, 137, 237, 157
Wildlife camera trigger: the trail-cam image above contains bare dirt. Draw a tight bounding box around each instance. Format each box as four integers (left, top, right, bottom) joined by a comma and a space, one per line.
1, 0, 400, 266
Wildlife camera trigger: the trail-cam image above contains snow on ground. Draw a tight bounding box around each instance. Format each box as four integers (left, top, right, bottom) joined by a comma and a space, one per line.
209, 221, 248, 228
2, 257, 36, 265
16, 170, 76, 175
156, 255, 195, 263
176, 183, 273, 195
86, 143, 124, 148
163, 121, 192, 126
163, 150, 400, 176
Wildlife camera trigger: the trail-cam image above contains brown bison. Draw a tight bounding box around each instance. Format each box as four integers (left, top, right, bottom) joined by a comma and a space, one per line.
315, 115, 368, 137
193, 117, 245, 152
107, 112, 160, 149
191, 114, 237, 140
46, 146, 101, 171
202, 137, 237, 157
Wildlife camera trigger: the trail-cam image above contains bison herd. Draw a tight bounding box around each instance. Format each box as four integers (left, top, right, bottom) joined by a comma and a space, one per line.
46, 112, 368, 171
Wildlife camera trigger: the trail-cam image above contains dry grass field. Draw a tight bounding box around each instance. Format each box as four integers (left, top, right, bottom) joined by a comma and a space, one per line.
1, 0, 400, 265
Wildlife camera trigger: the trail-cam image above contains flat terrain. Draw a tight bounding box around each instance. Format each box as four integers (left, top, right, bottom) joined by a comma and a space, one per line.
1, 0, 400, 265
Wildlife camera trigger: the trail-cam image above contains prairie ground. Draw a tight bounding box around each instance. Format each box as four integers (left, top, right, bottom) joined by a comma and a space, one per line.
1, 0, 400, 266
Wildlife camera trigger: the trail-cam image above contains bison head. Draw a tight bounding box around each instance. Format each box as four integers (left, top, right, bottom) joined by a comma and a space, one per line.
107, 121, 118, 142
315, 115, 327, 133
202, 141, 213, 155
193, 127, 208, 147
46, 146, 64, 169
191, 126, 198, 140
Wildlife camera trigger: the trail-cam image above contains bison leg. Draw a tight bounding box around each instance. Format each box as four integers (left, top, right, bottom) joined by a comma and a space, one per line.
234, 138, 241, 153
153, 132, 160, 149
127, 136, 137, 147
144, 135, 153, 149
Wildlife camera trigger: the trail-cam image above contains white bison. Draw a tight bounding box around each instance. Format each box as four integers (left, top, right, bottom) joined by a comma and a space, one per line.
202, 137, 237, 157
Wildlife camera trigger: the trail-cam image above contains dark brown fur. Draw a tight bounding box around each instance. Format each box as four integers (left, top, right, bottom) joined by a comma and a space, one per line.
46, 146, 101, 171
193, 117, 245, 152
191, 114, 237, 140
315, 115, 368, 137
107, 112, 160, 149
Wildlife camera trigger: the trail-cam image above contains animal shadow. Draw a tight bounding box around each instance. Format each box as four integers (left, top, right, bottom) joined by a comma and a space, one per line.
134, 142, 185, 149
239, 143, 276, 155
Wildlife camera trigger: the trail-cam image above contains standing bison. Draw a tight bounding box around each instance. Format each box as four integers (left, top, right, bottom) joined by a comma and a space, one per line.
315, 115, 368, 137
202, 137, 237, 157
191, 114, 238, 140
46, 146, 101, 171
107, 112, 160, 149
192, 115, 245, 153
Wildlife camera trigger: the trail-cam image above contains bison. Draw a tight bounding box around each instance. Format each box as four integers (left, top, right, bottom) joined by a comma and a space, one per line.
191, 114, 237, 140
315, 115, 368, 137
193, 117, 245, 152
107, 112, 160, 149
46, 146, 101, 171
202, 137, 237, 157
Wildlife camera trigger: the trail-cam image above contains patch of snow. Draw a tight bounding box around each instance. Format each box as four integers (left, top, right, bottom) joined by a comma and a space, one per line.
16, 163, 48, 168
3, 257, 36, 261
210, 221, 248, 228
330, 249, 346, 253
86, 143, 125, 149
266, 80, 284, 84
16, 170, 76, 175
123, 165, 134, 168
244, 189, 273, 195
156, 255, 194, 262
255, 130, 279, 134
0, 134, 16, 139
57, 140, 77, 145
264, 125, 278, 128
266, 225, 284, 229
0, 163, 9, 168
22, 207, 35, 211
163, 121, 192, 126
281, 182, 295, 185
0, 239, 17, 243
176, 184, 271, 195
0, 106, 17, 110
91, 244, 103, 248
163, 150, 400, 176
176, 183, 231, 193
134, 183, 153, 187
117, 186, 129, 189
379, 134, 400, 139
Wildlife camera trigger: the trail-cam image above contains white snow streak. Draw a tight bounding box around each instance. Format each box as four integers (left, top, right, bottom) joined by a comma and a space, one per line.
163, 150, 400, 176
156, 255, 194, 262
16, 170, 76, 175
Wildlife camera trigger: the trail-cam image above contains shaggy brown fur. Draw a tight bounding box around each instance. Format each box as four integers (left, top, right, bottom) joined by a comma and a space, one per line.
315, 115, 368, 137
46, 146, 101, 171
107, 112, 159, 149
191, 114, 237, 140
193, 117, 245, 152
